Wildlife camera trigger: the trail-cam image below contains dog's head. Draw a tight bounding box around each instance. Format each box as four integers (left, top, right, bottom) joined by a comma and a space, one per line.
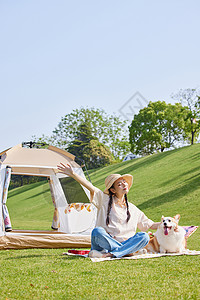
160, 214, 180, 235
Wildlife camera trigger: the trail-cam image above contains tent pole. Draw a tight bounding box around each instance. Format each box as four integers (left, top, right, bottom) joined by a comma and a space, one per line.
75, 157, 91, 182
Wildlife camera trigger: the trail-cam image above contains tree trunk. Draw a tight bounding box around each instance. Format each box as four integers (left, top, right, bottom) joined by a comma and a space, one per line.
191, 131, 194, 145
191, 129, 196, 145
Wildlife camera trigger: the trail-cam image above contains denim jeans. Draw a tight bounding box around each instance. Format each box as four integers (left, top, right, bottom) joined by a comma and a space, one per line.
91, 227, 149, 258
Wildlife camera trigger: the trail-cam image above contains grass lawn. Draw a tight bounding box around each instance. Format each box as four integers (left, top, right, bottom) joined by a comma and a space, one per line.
1, 144, 200, 299
0, 249, 199, 299
7, 180, 54, 230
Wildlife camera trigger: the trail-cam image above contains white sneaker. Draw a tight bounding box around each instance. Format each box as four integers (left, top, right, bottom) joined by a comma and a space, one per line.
88, 250, 105, 258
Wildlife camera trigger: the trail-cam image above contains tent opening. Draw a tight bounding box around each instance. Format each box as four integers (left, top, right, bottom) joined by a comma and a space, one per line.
0, 144, 95, 249
7, 177, 54, 231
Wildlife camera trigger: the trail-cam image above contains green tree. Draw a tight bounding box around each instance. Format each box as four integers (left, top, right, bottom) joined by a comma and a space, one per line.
67, 121, 95, 159
172, 88, 200, 144
66, 121, 114, 169
129, 101, 188, 155
52, 107, 130, 159
83, 139, 114, 169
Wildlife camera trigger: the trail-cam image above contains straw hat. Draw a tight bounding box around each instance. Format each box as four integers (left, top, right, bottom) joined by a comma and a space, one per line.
103, 173, 133, 194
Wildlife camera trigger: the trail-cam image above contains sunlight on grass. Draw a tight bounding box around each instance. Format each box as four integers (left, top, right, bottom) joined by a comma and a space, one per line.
7, 181, 54, 230
1, 144, 200, 299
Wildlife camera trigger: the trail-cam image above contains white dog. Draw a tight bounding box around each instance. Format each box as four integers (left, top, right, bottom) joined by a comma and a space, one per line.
146, 214, 186, 253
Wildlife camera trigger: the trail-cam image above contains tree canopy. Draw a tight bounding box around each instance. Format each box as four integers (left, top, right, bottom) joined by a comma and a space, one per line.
33, 89, 200, 165
172, 88, 200, 144
129, 101, 189, 155
82, 139, 114, 169
50, 107, 130, 160
33, 107, 130, 168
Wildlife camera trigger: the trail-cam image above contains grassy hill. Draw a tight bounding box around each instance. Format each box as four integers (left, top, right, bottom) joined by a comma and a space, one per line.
8, 180, 54, 230
89, 143, 200, 249
2, 143, 200, 299
90, 143, 200, 221
7, 143, 200, 248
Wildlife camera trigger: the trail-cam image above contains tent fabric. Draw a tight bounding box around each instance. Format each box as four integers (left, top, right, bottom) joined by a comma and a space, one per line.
0, 144, 80, 176
0, 167, 5, 235
58, 204, 96, 234
2, 166, 12, 231
0, 144, 96, 249
48, 174, 68, 230
0, 231, 91, 250
49, 177, 60, 230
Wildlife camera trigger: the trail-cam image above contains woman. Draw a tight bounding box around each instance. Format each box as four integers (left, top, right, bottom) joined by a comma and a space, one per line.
57, 163, 160, 258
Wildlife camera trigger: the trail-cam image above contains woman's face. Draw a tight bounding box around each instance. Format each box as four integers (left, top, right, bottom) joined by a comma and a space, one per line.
111, 177, 129, 197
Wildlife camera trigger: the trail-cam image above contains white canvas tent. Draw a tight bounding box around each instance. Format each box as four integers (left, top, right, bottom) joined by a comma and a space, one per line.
0, 144, 96, 249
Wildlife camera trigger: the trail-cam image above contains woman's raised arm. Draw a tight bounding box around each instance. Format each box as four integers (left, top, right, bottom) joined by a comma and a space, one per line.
57, 163, 96, 201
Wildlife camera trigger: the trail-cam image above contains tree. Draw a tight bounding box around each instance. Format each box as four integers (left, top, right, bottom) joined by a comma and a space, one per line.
51, 107, 130, 159
82, 140, 114, 169
64, 120, 114, 169
129, 101, 188, 155
172, 88, 200, 144
32, 107, 130, 168
67, 121, 95, 159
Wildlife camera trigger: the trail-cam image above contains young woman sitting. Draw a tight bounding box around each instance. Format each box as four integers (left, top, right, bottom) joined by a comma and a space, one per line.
57, 163, 160, 258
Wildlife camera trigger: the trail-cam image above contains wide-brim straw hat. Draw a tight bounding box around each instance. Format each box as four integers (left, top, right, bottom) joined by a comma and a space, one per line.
103, 173, 133, 194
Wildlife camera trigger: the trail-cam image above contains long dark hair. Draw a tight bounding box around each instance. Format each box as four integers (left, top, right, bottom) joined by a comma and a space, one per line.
106, 188, 131, 226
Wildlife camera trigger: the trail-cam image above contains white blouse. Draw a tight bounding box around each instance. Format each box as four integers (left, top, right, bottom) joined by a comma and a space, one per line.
92, 188, 154, 242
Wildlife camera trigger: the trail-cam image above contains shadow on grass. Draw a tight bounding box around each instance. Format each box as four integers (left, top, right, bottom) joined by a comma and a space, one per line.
25, 188, 51, 201
160, 167, 200, 187
120, 147, 194, 175
5, 254, 55, 260
191, 152, 200, 161
138, 174, 200, 211
61, 255, 88, 260
91, 149, 186, 187
8, 181, 48, 198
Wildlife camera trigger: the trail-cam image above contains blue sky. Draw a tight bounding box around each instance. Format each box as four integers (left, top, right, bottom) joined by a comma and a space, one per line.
0, 0, 200, 152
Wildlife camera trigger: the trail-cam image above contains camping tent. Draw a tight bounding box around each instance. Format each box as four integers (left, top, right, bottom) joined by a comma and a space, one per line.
123, 153, 138, 161
0, 144, 96, 249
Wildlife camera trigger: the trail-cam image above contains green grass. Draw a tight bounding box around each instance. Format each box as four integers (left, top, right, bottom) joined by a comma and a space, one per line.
7, 180, 54, 230
88, 144, 200, 250
0, 249, 199, 299
1, 144, 200, 299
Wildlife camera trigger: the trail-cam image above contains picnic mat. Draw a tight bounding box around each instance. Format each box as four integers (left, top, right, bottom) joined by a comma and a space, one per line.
63, 249, 200, 262
63, 226, 199, 262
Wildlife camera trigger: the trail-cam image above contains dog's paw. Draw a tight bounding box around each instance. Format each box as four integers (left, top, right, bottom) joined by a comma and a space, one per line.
137, 248, 147, 255
159, 248, 166, 254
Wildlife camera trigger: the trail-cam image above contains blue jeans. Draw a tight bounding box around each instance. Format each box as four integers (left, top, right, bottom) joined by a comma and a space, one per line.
91, 227, 149, 258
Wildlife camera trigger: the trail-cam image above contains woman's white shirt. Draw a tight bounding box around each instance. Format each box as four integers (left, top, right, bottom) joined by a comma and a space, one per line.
92, 188, 154, 243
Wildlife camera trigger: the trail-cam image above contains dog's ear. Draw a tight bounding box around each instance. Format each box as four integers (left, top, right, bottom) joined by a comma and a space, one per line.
161, 215, 164, 221
173, 214, 180, 222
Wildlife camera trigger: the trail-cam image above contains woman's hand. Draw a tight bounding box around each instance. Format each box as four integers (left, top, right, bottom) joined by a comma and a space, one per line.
150, 222, 162, 230
57, 162, 96, 201
57, 163, 74, 177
